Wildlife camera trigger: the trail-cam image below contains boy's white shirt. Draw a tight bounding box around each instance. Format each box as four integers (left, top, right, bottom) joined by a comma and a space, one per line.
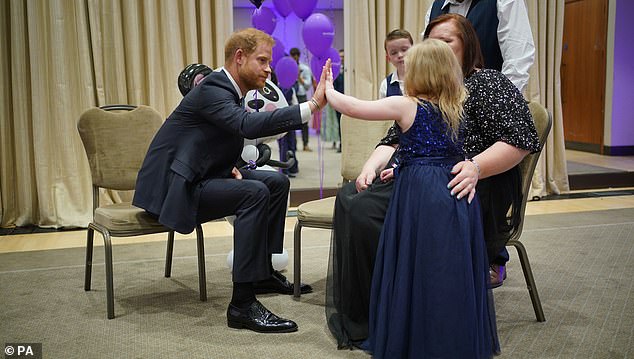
378, 71, 405, 99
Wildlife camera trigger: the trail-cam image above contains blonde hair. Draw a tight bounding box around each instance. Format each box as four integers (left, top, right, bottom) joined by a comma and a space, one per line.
224, 28, 274, 64
403, 39, 467, 138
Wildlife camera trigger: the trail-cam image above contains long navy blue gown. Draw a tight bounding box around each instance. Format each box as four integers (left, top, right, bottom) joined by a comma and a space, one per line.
364, 100, 496, 358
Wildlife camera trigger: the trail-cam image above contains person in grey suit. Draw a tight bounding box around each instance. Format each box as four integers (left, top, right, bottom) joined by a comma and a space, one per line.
133, 28, 329, 333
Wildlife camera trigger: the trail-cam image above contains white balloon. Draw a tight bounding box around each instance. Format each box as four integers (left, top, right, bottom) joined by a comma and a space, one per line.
225, 248, 289, 271
272, 248, 289, 271
226, 249, 234, 271
241, 144, 259, 162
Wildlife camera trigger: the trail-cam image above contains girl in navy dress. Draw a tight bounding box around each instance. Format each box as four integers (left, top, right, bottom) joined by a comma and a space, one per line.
325, 39, 495, 358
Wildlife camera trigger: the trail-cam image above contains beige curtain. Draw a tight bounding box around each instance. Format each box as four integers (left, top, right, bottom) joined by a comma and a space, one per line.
526, 0, 570, 197
0, 0, 232, 228
346, 0, 568, 198
345, 0, 431, 101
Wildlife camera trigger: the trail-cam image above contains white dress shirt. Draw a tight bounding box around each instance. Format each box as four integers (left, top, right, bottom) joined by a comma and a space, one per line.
423, 0, 535, 93
378, 71, 405, 99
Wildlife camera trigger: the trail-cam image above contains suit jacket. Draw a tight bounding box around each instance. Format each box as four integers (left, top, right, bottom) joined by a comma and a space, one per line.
133, 70, 304, 234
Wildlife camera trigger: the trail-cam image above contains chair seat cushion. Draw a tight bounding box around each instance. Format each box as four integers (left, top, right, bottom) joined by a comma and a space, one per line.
296, 196, 336, 224
94, 202, 167, 234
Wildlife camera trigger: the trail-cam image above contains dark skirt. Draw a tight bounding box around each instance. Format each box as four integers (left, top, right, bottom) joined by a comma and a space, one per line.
476, 166, 522, 263
364, 161, 494, 358
325, 180, 393, 348
325, 166, 520, 349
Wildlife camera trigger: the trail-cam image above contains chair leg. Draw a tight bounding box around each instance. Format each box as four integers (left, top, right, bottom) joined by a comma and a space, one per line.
293, 221, 302, 298
84, 227, 94, 291
195, 225, 207, 302
510, 240, 546, 322
165, 231, 175, 278
102, 231, 115, 319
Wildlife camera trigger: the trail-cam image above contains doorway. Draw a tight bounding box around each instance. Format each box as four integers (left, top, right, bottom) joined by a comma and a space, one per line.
561, 0, 609, 153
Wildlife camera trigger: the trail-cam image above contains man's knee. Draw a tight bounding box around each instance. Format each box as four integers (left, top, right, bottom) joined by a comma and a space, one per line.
243, 181, 270, 205
263, 171, 290, 197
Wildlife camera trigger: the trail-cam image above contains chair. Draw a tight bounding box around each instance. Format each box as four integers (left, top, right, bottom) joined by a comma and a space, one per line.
77, 104, 207, 319
293, 114, 392, 297
502, 101, 552, 322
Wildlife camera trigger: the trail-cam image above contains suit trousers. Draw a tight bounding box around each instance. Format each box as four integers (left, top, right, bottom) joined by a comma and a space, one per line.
196, 170, 290, 283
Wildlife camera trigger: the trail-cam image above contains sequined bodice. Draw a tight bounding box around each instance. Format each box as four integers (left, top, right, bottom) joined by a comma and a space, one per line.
396, 100, 464, 164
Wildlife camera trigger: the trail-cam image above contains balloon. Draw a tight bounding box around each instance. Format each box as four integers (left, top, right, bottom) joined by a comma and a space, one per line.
241, 145, 259, 163
272, 248, 289, 271
310, 47, 341, 80
290, 0, 317, 21
177, 63, 212, 96
249, 0, 264, 8
271, 37, 285, 69
272, 0, 292, 18
275, 56, 298, 89
302, 13, 334, 57
227, 248, 289, 271
251, 7, 277, 35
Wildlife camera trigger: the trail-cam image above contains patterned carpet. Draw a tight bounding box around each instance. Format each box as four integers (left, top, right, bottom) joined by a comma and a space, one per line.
1, 208, 633, 358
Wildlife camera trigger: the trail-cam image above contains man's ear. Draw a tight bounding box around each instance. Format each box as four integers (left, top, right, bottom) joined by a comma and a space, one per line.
235, 49, 245, 65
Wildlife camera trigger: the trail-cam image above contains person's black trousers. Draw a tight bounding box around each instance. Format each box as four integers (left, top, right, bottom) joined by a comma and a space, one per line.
196, 170, 289, 283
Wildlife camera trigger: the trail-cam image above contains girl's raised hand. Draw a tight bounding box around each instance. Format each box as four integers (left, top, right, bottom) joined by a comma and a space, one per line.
324, 60, 334, 91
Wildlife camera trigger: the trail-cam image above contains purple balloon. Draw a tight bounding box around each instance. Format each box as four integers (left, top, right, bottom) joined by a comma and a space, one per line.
271, 37, 285, 70
275, 56, 299, 89
249, 0, 264, 8
310, 48, 341, 80
252, 7, 277, 35
272, 0, 292, 18
290, 0, 317, 21
302, 13, 334, 57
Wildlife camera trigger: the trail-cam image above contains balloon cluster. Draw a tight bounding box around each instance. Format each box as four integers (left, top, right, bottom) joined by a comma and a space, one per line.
248, 0, 341, 88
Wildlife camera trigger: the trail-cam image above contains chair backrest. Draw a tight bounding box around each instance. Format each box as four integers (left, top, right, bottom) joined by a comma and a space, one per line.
77, 105, 163, 192
340, 114, 393, 182
509, 101, 553, 241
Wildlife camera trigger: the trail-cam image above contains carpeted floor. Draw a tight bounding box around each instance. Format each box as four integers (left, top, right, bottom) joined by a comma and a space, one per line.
567, 161, 627, 175
1, 208, 633, 358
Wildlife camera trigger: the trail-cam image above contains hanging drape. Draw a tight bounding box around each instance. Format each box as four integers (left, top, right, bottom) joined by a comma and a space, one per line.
0, 0, 232, 228
0, 0, 569, 229
346, 0, 569, 199
344, 0, 430, 102
525, 0, 570, 197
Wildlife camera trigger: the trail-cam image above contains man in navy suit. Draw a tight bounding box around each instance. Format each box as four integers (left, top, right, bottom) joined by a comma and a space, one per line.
133, 28, 329, 333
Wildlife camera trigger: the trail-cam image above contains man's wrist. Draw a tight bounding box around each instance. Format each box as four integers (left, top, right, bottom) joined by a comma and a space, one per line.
310, 97, 321, 112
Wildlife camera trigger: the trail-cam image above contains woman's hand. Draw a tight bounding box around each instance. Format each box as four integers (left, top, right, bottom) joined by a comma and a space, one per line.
355, 168, 376, 192
448, 160, 478, 203
379, 168, 394, 182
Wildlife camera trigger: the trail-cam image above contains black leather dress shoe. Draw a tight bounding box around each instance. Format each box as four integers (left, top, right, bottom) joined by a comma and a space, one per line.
253, 270, 313, 295
227, 300, 298, 333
